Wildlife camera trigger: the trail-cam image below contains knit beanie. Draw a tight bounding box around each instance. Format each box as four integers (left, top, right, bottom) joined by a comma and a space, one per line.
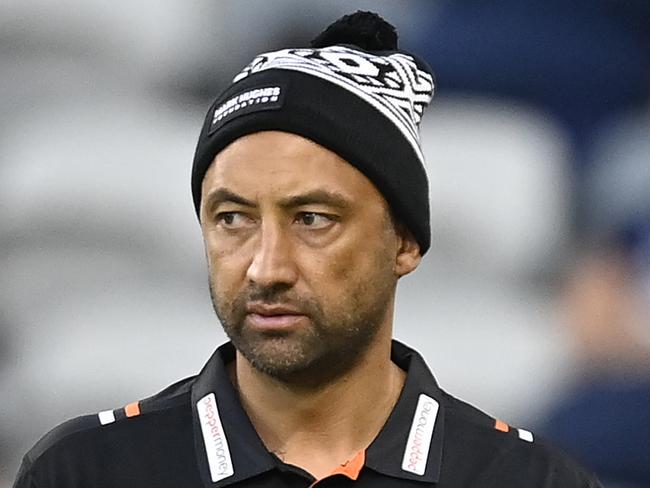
192, 11, 436, 254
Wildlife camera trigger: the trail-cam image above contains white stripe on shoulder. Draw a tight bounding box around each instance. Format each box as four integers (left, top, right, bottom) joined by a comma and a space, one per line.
517, 428, 534, 442
98, 410, 116, 425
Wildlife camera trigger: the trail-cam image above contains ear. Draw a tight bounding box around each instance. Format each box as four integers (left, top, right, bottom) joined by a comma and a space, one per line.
394, 225, 422, 277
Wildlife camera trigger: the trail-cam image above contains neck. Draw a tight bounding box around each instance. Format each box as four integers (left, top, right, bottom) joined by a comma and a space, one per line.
230, 326, 405, 479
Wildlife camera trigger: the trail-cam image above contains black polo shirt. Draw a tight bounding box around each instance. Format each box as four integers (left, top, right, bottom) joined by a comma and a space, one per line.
14, 341, 602, 487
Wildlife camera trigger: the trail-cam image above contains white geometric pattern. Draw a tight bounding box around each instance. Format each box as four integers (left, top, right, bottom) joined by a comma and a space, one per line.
232, 46, 435, 164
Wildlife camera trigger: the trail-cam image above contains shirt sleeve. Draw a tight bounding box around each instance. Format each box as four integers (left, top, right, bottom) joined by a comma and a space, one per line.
474, 441, 605, 488
12, 456, 39, 488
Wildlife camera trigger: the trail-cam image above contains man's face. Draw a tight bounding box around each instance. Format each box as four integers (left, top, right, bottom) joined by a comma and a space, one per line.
200, 131, 418, 384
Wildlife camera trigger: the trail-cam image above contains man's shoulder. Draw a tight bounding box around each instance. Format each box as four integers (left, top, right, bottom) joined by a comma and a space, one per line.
27, 375, 195, 461
439, 391, 602, 487
16, 376, 198, 487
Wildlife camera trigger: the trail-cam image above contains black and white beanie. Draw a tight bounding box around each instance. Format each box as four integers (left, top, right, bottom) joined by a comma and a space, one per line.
192, 11, 436, 254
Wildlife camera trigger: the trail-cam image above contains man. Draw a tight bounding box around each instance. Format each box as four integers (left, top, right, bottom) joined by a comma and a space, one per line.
14, 11, 601, 488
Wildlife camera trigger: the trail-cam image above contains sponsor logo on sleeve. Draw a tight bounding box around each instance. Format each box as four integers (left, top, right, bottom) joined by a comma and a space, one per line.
197, 393, 234, 482
401, 393, 439, 476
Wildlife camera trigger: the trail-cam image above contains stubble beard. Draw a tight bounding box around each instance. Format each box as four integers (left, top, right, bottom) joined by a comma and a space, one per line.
209, 276, 394, 387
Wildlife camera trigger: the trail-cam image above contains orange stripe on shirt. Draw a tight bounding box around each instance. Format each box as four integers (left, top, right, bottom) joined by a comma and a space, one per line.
124, 401, 141, 418
494, 419, 510, 433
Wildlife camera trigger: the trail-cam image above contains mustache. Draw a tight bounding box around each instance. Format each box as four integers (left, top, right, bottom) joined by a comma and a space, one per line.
246, 283, 297, 304
211, 281, 319, 316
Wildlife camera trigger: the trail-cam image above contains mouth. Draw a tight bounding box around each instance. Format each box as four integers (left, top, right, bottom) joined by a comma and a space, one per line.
245, 303, 308, 331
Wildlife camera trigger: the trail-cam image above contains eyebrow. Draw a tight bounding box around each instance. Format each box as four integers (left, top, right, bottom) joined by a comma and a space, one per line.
279, 190, 350, 209
204, 188, 255, 210
203, 188, 351, 211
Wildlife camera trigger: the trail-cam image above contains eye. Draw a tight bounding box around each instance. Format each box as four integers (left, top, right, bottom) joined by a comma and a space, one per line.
216, 212, 253, 229
295, 212, 336, 229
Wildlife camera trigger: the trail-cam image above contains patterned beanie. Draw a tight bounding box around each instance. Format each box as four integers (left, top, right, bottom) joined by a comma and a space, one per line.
192, 11, 436, 254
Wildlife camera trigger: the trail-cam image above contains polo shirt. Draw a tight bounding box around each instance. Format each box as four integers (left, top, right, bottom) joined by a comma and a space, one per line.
14, 341, 602, 487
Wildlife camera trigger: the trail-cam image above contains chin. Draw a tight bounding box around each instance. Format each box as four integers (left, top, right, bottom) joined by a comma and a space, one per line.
237, 333, 369, 387
235, 332, 324, 376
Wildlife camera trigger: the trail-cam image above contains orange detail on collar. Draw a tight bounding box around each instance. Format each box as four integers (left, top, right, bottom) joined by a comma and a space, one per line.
330, 450, 366, 480
308, 450, 366, 487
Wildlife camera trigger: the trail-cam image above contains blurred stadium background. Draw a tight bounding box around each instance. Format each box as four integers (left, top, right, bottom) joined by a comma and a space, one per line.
1, 1, 649, 486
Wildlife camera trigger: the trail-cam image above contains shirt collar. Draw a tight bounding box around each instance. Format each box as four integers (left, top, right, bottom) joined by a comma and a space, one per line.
191, 341, 445, 486
365, 341, 445, 483
191, 343, 276, 487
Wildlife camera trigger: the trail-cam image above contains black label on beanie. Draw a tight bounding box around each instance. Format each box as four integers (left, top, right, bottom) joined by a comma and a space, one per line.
209, 84, 287, 135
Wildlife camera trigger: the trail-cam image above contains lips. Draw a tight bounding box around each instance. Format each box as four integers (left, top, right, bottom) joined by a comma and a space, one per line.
246, 303, 302, 316
245, 303, 307, 330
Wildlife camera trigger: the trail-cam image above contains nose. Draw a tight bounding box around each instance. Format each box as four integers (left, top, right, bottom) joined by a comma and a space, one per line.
246, 221, 299, 288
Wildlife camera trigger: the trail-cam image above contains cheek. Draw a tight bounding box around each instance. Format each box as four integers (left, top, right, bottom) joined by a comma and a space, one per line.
204, 235, 249, 291
304, 240, 355, 278
299, 235, 389, 291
